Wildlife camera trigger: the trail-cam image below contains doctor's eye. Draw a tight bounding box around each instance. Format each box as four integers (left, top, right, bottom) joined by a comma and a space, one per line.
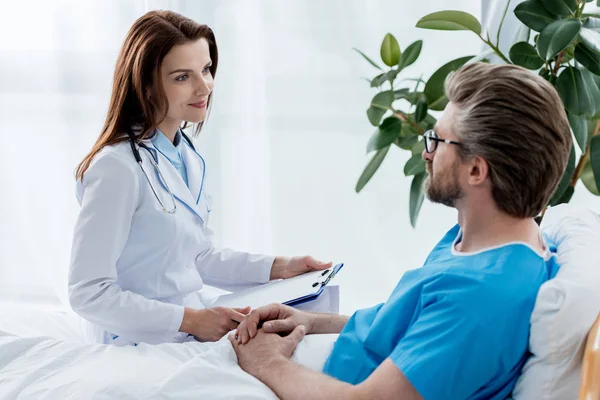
175, 74, 189, 82
202, 66, 211, 74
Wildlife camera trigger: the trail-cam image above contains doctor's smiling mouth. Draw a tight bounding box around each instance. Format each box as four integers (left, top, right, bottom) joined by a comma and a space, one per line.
189, 101, 207, 109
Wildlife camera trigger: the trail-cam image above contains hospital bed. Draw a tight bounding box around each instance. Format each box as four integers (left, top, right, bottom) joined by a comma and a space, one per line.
0, 303, 598, 399
0, 204, 598, 399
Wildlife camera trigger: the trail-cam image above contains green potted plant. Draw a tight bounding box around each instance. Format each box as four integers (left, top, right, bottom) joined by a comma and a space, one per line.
354, 0, 600, 227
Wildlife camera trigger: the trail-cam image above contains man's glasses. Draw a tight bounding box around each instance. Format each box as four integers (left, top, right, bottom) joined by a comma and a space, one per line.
423, 129, 462, 153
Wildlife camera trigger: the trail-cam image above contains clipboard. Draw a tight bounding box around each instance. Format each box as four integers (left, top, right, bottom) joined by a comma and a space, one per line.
212, 263, 344, 309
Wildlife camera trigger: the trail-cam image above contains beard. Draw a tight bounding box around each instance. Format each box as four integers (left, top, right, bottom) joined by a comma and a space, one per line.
425, 162, 463, 207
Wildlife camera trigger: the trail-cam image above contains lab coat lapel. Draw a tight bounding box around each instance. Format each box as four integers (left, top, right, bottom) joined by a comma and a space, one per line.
179, 138, 206, 206
140, 140, 205, 222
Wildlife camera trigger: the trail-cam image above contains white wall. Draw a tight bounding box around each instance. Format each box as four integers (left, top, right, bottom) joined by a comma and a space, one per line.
0, 0, 597, 315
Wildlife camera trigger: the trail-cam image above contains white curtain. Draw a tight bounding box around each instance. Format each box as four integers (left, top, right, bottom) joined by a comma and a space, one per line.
1, 0, 597, 315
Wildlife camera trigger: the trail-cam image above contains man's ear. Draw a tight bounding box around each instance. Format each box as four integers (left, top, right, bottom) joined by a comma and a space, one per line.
467, 155, 489, 186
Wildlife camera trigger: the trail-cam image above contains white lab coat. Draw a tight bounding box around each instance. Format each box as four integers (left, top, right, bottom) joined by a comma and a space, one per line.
68, 135, 274, 345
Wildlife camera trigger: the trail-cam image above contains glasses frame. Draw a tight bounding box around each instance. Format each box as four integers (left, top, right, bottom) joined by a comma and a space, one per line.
423, 129, 462, 153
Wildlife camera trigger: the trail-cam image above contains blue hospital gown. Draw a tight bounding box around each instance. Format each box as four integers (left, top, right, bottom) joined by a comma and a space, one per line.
323, 224, 559, 399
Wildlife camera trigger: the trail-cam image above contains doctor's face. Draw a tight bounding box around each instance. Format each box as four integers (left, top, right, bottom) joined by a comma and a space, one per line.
158, 38, 214, 125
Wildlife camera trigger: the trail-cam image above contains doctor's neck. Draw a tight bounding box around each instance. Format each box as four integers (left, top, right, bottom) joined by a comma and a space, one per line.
156, 118, 182, 144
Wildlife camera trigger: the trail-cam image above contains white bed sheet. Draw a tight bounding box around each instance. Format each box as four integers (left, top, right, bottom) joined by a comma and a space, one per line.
0, 330, 337, 399
0, 287, 340, 399
0, 302, 81, 343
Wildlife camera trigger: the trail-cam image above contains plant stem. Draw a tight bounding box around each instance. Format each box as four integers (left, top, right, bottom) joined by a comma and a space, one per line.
370, 101, 426, 134
480, 36, 511, 64
392, 109, 425, 134
571, 120, 600, 187
552, 50, 566, 76
496, 0, 512, 48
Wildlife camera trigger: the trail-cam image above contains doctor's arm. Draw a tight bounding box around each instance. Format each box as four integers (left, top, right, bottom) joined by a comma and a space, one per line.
68, 152, 184, 342
229, 329, 422, 400
195, 236, 331, 287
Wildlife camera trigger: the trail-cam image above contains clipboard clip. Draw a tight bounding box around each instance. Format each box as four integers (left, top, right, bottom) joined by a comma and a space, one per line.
312, 263, 343, 288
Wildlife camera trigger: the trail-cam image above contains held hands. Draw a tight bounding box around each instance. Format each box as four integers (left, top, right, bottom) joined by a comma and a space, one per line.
270, 255, 332, 280
180, 306, 251, 342
229, 324, 306, 376
234, 303, 313, 344
229, 304, 311, 375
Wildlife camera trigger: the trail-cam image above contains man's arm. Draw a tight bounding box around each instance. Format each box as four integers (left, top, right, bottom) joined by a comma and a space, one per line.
236, 304, 349, 344
304, 312, 349, 334
232, 328, 422, 400
262, 358, 422, 400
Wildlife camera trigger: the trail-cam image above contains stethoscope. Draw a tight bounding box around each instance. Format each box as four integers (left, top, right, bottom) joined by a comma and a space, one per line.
127, 129, 197, 214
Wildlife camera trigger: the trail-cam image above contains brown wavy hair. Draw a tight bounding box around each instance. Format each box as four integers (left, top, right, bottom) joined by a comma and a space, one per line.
75, 10, 218, 180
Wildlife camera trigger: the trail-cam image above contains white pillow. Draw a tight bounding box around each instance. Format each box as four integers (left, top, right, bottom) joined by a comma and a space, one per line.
513, 204, 600, 399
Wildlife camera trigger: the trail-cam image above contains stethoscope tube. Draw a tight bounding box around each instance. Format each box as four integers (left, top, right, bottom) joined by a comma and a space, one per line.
127, 129, 197, 214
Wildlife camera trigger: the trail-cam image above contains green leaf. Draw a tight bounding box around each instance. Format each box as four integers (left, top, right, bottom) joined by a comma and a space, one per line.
580, 29, 600, 55
584, 16, 600, 30
370, 73, 388, 88
540, 0, 577, 16
579, 17, 600, 54
397, 91, 423, 104
353, 48, 383, 71
412, 139, 425, 155
414, 100, 428, 123
590, 135, 600, 194
398, 40, 423, 70
420, 114, 437, 130
386, 68, 402, 82
416, 10, 482, 34
424, 56, 474, 111
567, 110, 588, 151
404, 154, 426, 176
380, 33, 401, 67
575, 42, 600, 75
394, 88, 410, 99
367, 117, 402, 153
536, 19, 581, 60
553, 185, 575, 205
371, 90, 394, 108
581, 157, 600, 195
509, 41, 545, 69
515, 0, 559, 32
580, 69, 600, 114
395, 134, 420, 150
356, 146, 390, 193
367, 106, 386, 126
409, 172, 427, 228
556, 67, 597, 115
563, 46, 575, 64
548, 143, 575, 206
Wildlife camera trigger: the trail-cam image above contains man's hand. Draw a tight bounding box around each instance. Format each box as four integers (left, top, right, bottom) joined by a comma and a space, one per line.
270, 256, 332, 280
229, 325, 307, 377
235, 303, 313, 344
179, 306, 250, 342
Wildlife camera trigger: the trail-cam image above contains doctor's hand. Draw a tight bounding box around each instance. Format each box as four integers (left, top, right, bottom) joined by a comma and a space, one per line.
179, 306, 250, 342
270, 255, 332, 280
235, 303, 313, 344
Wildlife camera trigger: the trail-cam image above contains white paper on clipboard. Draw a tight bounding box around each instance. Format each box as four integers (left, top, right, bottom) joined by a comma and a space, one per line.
212, 263, 343, 309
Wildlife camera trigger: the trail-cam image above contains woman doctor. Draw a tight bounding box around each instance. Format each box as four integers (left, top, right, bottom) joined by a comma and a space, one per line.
68, 10, 331, 346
